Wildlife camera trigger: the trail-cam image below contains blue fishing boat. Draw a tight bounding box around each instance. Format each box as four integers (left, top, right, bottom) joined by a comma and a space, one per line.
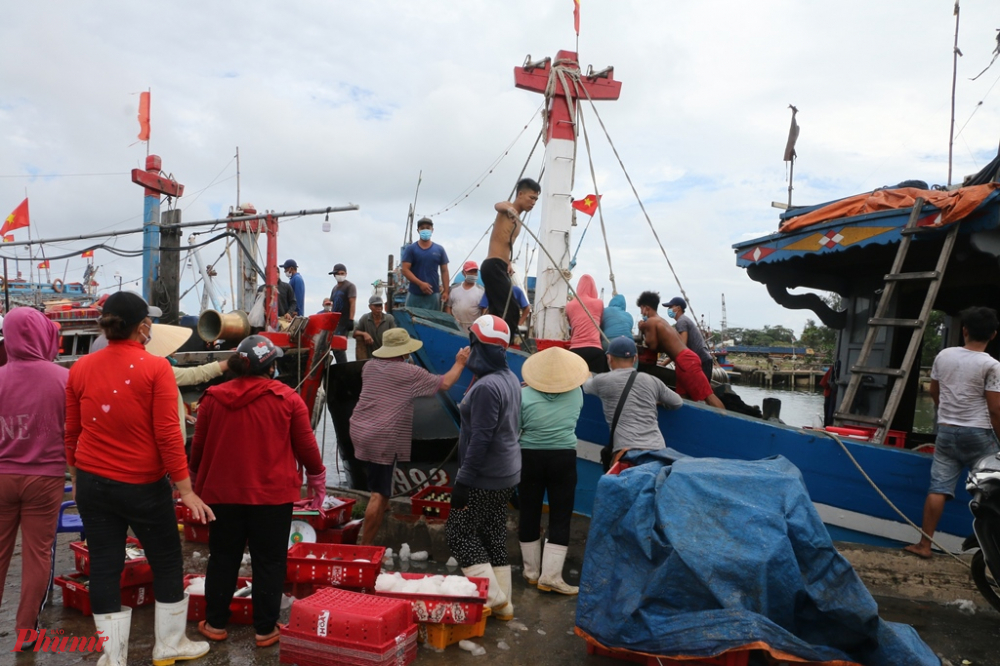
379, 47, 1000, 551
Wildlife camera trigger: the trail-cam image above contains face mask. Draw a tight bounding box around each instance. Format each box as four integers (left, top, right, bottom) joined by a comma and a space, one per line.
641, 315, 648, 322
271, 365, 280, 378
335, 275, 346, 283
140, 322, 152, 346
284, 270, 293, 278
323, 305, 332, 312
419, 229, 433, 242
667, 309, 676, 320
464, 275, 477, 284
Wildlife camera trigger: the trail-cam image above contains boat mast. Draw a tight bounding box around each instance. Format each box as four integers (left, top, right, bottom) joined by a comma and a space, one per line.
513, 51, 621, 340
131, 154, 185, 302
948, 1, 961, 187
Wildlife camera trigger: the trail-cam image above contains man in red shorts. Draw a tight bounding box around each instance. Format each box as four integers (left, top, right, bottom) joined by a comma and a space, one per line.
636, 291, 725, 410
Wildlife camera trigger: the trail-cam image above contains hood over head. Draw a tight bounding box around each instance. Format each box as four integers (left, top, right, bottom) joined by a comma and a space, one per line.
206, 376, 288, 410
608, 294, 627, 311
466, 335, 509, 377
3, 307, 60, 362
576, 274, 599, 300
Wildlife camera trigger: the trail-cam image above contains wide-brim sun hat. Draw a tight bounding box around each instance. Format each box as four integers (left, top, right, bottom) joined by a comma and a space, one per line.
373, 328, 423, 358
522, 347, 591, 394
146, 324, 195, 358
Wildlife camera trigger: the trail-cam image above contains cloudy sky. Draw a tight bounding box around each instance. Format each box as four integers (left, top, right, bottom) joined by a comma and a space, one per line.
2, 1, 999, 336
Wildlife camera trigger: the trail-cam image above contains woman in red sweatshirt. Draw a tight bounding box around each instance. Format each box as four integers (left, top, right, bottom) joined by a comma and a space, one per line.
65, 291, 214, 666
190, 335, 326, 648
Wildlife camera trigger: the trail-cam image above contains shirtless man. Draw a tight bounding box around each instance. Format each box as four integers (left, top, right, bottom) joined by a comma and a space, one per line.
636, 291, 725, 410
482, 178, 540, 334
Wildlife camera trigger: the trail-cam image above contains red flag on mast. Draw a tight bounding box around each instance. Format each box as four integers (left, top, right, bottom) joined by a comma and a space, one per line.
573, 0, 580, 35
137, 91, 151, 141
81, 250, 94, 258
1, 198, 29, 236
571, 194, 602, 217
2, 235, 13, 243
37, 260, 50, 269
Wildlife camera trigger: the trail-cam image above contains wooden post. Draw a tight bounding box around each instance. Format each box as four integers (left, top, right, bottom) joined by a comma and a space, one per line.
158, 209, 182, 326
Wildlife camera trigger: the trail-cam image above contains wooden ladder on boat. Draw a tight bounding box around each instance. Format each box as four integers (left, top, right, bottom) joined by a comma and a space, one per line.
833, 197, 960, 444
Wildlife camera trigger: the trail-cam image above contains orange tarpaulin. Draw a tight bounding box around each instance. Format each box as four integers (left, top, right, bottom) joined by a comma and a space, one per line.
780, 183, 1000, 232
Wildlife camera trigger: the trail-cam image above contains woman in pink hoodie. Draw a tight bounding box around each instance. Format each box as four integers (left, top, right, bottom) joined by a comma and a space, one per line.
565, 274, 608, 373
0, 307, 69, 639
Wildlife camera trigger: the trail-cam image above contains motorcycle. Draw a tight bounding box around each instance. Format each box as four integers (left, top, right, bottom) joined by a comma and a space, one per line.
964, 451, 1000, 612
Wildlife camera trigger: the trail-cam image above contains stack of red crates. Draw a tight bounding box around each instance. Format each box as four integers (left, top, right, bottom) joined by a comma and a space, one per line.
373, 572, 489, 648
279, 587, 417, 666
294, 498, 360, 544
54, 537, 155, 615
183, 574, 255, 624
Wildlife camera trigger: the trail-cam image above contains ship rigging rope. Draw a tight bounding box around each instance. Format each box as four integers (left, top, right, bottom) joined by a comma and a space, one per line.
575, 100, 616, 294
813, 429, 969, 568
576, 81, 698, 323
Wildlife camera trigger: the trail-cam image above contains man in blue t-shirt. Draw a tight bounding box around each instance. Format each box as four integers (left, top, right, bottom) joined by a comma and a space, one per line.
281, 259, 305, 315
401, 218, 450, 311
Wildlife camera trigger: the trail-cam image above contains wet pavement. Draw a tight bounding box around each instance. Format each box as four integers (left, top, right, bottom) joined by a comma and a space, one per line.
5, 515, 1000, 665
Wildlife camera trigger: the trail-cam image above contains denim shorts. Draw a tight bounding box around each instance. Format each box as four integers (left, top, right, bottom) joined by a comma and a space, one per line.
929, 425, 1000, 497
405, 292, 441, 311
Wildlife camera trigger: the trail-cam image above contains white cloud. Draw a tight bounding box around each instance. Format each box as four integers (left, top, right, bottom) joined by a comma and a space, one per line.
1, 0, 998, 337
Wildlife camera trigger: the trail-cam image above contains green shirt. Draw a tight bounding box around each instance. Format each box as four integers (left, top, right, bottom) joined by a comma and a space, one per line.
518, 386, 584, 450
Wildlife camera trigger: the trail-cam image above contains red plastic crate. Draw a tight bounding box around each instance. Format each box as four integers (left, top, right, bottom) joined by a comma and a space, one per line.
608, 461, 633, 476
280, 630, 417, 666
55, 573, 154, 616
183, 523, 210, 544
69, 537, 153, 586
534, 339, 571, 351
373, 573, 488, 625
410, 485, 452, 520
823, 425, 907, 448
283, 587, 413, 647
585, 641, 749, 666
315, 519, 363, 545
295, 498, 358, 531
184, 574, 254, 625
286, 543, 385, 588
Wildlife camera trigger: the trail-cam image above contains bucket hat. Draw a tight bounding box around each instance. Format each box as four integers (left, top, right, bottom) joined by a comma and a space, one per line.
522, 347, 590, 394
373, 328, 423, 358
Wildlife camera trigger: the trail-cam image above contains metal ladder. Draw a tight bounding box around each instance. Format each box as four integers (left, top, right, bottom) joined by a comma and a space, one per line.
833, 197, 960, 443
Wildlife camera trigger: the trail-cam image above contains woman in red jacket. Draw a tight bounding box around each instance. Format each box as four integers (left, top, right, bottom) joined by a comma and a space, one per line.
190, 335, 326, 648
66, 291, 214, 666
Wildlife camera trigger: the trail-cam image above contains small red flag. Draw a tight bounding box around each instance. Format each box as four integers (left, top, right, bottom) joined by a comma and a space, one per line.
137, 91, 151, 141
1, 198, 29, 236
37, 260, 50, 269
82, 250, 94, 258
2, 235, 13, 243
573, 0, 580, 35
571, 194, 602, 217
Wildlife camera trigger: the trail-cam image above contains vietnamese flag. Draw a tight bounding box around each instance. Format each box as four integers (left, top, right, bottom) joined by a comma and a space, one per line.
138, 91, 151, 141
2, 235, 13, 243
38, 260, 50, 269
1, 198, 29, 236
571, 194, 602, 217
82, 249, 94, 258
573, 0, 580, 35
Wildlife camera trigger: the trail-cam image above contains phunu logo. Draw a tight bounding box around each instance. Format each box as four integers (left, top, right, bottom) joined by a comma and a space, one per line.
11, 628, 108, 653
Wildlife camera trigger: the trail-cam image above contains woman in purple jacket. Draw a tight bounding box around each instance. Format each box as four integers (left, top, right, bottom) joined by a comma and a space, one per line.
0, 308, 69, 643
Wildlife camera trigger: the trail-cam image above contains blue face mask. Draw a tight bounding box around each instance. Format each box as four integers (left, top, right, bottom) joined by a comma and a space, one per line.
419, 229, 432, 242
641, 315, 648, 322
667, 309, 676, 320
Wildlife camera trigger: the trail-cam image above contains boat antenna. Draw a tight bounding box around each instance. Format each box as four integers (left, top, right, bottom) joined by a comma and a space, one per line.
784, 105, 799, 208
405, 171, 421, 246
948, 1, 962, 187
235, 146, 240, 209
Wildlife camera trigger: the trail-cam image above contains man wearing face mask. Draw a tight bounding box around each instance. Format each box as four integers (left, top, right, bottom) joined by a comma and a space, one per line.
328, 264, 357, 364
401, 218, 450, 311
281, 260, 305, 315
664, 296, 713, 383
446, 260, 485, 333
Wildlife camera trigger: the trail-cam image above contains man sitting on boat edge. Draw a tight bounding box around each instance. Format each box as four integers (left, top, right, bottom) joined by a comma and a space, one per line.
636, 291, 725, 410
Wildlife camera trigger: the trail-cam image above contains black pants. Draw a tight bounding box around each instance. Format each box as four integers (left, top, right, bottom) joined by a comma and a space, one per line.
446, 487, 514, 568
518, 449, 577, 546
701, 356, 714, 383
571, 346, 609, 374
75, 469, 184, 614
481, 258, 520, 335
205, 503, 292, 634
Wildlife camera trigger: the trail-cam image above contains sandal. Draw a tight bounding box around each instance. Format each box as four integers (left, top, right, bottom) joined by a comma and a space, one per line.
197, 621, 228, 641
255, 626, 282, 648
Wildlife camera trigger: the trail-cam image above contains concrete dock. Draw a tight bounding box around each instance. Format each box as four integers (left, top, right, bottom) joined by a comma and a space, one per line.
5, 499, 1000, 665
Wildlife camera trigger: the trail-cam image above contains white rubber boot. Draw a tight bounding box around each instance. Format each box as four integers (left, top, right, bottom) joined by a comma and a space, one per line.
151, 594, 210, 666
491, 565, 514, 620
462, 563, 511, 620
95, 607, 131, 666
536, 543, 579, 595
519, 540, 542, 585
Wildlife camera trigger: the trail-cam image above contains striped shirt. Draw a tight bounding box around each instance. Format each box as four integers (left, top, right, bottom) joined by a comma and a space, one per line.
350, 358, 443, 464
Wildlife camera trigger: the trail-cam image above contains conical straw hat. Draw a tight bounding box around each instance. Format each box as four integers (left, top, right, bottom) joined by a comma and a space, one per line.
146, 324, 194, 358
521, 347, 591, 394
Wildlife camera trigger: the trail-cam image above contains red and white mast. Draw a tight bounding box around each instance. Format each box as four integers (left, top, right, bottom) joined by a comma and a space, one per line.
513, 51, 621, 340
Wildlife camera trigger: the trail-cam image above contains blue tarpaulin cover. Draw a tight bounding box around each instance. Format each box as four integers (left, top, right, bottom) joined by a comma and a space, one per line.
575, 454, 939, 666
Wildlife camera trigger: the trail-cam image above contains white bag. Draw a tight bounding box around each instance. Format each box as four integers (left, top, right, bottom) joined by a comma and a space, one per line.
247, 291, 266, 328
